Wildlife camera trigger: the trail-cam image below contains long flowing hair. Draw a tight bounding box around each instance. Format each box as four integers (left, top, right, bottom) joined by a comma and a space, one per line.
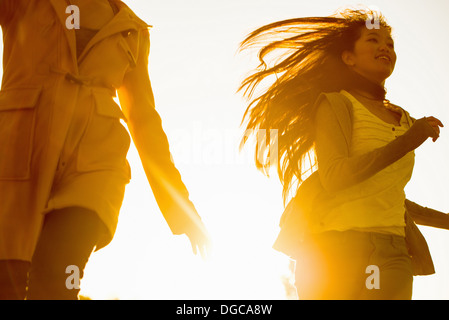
239, 8, 391, 203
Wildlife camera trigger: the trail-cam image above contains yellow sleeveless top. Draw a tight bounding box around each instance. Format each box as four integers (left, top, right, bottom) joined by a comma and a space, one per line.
318, 90, 415, 236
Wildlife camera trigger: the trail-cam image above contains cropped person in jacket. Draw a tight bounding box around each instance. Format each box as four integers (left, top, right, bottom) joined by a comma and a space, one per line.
239, 8, 448, 299
0, 0, 209, 300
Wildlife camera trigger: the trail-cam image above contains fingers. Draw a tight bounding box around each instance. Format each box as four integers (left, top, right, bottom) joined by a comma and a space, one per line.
428, 123, 440, 141
197, 243, 209, 260
189, 237, 198, 255
426, 116, 444, 128
190, 238, 210, 260
424, 116, 444, 142
198, 232, 212, 260
187, 228, 211, 260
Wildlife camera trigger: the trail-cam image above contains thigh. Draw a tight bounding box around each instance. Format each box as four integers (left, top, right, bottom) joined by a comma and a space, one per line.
27, 207, 103, 300
294, 231, 372, 300
359, 235, 413, 300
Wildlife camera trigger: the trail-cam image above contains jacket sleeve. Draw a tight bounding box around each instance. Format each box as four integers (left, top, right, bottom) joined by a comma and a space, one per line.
0, 0, 14, 25
405, 199, 449, 229
0, 0, 25, 26
314, 93, 437, 194
117, 28, 201, 235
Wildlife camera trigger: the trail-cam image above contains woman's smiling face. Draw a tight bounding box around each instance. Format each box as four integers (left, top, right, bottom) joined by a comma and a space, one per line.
342, 26, 397, 85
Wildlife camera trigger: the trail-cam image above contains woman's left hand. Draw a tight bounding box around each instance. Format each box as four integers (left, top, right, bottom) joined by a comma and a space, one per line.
185, 220, 211, 260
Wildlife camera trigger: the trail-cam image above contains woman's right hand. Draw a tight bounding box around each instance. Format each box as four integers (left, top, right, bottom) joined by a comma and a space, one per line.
408, 116, 443, 145
423, 116, 444, 142
399, 116, 444, 153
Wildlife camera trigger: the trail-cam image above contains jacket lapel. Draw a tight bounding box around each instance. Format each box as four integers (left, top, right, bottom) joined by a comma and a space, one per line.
48, 0, 78, 71
77, 4, 150, 62
47, 0, 149, 70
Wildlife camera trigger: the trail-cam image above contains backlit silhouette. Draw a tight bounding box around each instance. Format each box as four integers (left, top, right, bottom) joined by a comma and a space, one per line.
239, 7, 449, 300
0, 0, 209, 300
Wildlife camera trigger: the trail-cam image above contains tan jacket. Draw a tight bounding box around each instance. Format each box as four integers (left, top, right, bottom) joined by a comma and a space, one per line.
273, 92, 449, 276
0, 0, 200, 259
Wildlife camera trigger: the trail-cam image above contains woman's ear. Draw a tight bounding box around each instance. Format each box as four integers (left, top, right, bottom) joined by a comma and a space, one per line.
341, 50, 355, 67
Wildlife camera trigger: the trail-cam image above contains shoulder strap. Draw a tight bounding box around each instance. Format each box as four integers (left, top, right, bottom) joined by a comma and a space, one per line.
314, 91, 354, 151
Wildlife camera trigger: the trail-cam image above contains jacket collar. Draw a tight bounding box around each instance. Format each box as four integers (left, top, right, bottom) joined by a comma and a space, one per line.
48, 0, 150, 70
49, 0, 78, 69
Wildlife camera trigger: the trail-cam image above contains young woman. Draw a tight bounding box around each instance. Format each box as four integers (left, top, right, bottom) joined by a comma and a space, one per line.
0, 0, 209, 299
240, 9, 448, 299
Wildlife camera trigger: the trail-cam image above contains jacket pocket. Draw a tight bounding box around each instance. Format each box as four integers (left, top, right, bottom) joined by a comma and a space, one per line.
76, 91, 131, 179
0, 87, 42, 180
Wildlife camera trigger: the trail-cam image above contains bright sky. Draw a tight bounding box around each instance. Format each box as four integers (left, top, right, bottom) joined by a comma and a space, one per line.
1, 0, 449, 300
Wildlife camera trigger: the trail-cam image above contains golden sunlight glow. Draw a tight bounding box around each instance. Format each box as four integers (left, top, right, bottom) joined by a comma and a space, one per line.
80, 0, 449, 300
0, 0, 448, 301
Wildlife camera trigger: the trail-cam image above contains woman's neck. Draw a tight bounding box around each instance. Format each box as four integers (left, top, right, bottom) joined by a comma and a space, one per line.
349, 89, 382, 101
345, 70, 387, 101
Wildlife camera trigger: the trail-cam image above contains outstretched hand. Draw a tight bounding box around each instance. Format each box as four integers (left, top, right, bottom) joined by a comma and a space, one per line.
424, 116, 444, 142
185, 220, 211, 260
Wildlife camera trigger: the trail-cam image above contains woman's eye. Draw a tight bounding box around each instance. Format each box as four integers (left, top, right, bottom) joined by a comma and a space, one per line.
368, 38, 378, 43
